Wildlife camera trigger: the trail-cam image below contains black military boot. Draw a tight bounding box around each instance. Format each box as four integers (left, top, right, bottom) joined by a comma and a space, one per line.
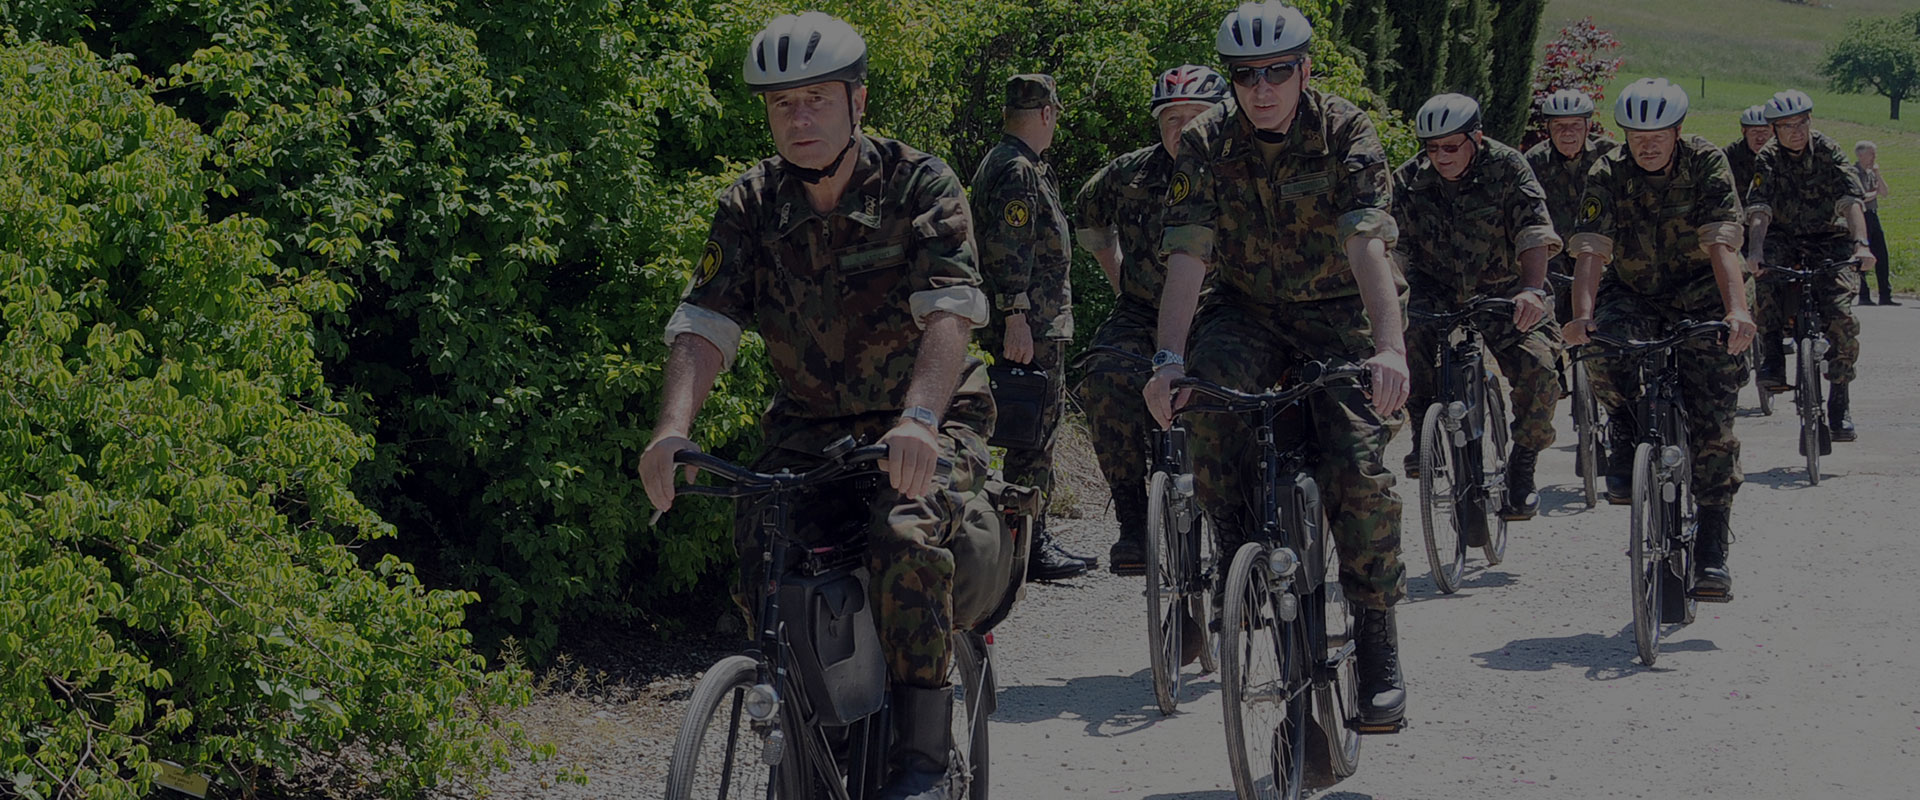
877, 685, 953, 800
1027, 514, 1093, 582
1501, 445, 1541, 520
1107, 489, 1149, 576
1691, 505, 1733, 602
1757, 336, 1788, 393
1353, 606, 1407, 729
1605, 419, 1637, 505
1829, 382, 1857, 442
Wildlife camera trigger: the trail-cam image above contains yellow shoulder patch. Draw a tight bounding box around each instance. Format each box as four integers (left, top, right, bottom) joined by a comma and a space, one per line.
1003, 199, 1031, 227
693, 240, 722, 288
1581, 196, 1602, 223
1168, 172, 1191, 206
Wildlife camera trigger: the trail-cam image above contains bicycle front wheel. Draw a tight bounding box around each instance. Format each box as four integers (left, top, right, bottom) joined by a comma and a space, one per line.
1418, 403, 1465, 594
1797, 337, 1822, 485
1481, 383, 1511, 565
1753, 350, 1775, 416
1220, 542, 1309, 800
1144, 471, 1183, 715
1572, 360, 1600, 508
666, 655, 779, 800
1627, 444, 1662, 666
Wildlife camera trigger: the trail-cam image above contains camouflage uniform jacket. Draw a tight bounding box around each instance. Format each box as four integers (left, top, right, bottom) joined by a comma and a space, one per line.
1723, 138, 1762, 206
1525, 133, 1619, 257
971, 133, 1074, 339
1393, 136, 1563, 304
1568, 134, 1745, 308
665, 134, 990, 438
1160, 88, 1400, 305
1075, 143, 1176, 312
1744, 130, 1865, 240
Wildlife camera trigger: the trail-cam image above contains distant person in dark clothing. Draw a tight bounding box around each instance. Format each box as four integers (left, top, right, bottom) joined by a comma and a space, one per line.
1854, 140, 1897, 306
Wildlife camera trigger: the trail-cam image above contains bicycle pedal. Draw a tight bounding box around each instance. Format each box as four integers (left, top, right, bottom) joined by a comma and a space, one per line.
1689, 587, 1733, 603
1353, 719, 1406, 735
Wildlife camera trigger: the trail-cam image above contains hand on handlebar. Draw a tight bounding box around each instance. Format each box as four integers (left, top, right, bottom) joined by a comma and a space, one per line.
1511, 291, 1550, 332
1144, 367, 1191, 430
641, 435, 701, 515
879, 419, 942, 499
1563, 317, 1595, 346
1853, 244, 1876, 275
1363, 349, 1410, 416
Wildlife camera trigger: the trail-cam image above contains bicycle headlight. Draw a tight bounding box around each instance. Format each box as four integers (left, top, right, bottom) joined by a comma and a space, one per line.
1813, 338, 1830, 356
1446, 401, 1468, 420
1267, 547, 1299, 578
1660, 445, 1684, 468
745, 683, 780, 721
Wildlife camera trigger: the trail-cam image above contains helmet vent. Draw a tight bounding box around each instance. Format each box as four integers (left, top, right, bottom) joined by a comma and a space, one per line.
804, 31, 821, 62
777, 35, 791, 72
1251, 17, 1264, 44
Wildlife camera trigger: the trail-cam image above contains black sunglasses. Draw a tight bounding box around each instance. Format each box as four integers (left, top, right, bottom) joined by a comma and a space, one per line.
1229, 61, 1302, 88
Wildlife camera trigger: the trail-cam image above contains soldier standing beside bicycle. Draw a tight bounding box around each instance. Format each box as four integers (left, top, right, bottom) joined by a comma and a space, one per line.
1562, 78, 1757, 601
639, 14, 994, 799
1745, 90, 1875, 442
972, 73, 1096, 582
1141, 1, 1413, 729
1074, 65, 1229, 575
1395, 93, 1565, 521
1526, 88, 1618, 326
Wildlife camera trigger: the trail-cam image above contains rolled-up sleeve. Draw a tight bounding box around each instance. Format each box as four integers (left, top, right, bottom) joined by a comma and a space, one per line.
910, 285, 989, 329
664, 303, 745, 368
908, 159, 986, 318
1567, 232, 1614, 263
1696, 221, 1744, 254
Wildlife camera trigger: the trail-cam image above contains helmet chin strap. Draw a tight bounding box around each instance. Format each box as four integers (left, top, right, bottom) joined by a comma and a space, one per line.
782, 137, 856, 185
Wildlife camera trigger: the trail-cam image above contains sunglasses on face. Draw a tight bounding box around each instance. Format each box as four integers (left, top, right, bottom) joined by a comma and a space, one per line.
1424, 139, 1471, 156
1229, 61, 1301, 88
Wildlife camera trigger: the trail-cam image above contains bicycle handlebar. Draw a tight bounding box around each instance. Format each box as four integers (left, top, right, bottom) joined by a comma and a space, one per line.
1408, 295, 1519, 328
673, 444, 947, 499
1758, 257, 1861, 283
1173, 361, 1372, 416
1573, 320, 1729, 362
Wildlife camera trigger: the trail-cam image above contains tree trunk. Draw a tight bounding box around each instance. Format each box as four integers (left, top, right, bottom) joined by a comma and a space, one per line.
1892, 94, 1902, 121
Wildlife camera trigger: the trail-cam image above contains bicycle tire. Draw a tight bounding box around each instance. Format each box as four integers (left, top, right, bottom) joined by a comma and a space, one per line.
1573, 361, 1600, 508
1798, 337, 1821, 485
1418, 403, 1465, 594
1309, 500, 1360, 782
1628, 444, 1661, 666
1753, 350, 1775, 416
1220, 542, 1308, 800
953, 631, 991, 800
667, 655, 778, 800
1192, 510, 1219, 675
1144, 471, 1182, 715
1482, 383, 1511, 565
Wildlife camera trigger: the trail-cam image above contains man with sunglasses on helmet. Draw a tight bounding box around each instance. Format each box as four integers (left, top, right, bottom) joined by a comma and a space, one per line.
1074, 64, 1228, 579
1562, 78, 1757, 603
1395, 93, 1564, 522
640, 13, 993, 799
972, 73, 1096, 582
1526, 88, 1619, 325
1745, 89, 1873, 442
1142, 0, 1412, 730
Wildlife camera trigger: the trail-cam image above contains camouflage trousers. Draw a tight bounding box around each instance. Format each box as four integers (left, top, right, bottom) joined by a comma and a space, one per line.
1074, 302, 1158, 515
999, 339, 1067, 505
1758, 236, 1862, 384
733, 366, 999, 689
1407, 301, 1563, 453
1186, 295, 1406, 610
1588, 290, 1745, 506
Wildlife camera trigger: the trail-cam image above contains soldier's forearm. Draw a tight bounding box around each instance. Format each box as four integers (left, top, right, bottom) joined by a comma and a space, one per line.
1572, 253, 1603, 320
1708, 244, 1750, 316
653, 335, 725, 442
1155, 253, 1207, 357
1347, 236, 1404, 354
1094, 247, 1122, 295
1845, 204, 1868, 242
1746, 219, 1769, 264
903, 311, 972, 419
1518, 245, 1551, 291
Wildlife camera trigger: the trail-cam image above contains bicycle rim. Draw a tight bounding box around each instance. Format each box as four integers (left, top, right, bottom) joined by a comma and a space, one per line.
1573, 362, 1600, 507
666, 655, 777, 800
1628, 445, 1661, 666
1798, 338, 1821, 485
1314, 504, 1360, 781
1418, 404, 1465, 593
1220, 543, 1308, 800
952, 632, 989, 800
1145, 472, 1180, 714
1482, 386, 1511, 565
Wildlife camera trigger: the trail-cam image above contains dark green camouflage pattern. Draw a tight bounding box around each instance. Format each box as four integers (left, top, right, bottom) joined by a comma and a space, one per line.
1076, 144, 1178, 309
1723, 138, 1763, 206
1394, 136, 1562, 302
1573, 134, 1743, 301
1527, 133, 1619, 321
972, 134, 1074, 340
1587, 291, 1745, 506
1159, 89, 1400, 305
1759, 235, 1862, 383
1073, 303, 1158, 503
1747, 131, 1863, 385
1185, 296, 1406, 610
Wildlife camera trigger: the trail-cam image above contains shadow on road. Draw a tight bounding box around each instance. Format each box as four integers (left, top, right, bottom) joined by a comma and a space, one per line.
1743, 466, 1832, 490
1537, 485, 1601, 518
993, 668, 1220, 738
1470, 623, 1718, 680
1406, 569, 1516, 602
1143, 793, 1374, 800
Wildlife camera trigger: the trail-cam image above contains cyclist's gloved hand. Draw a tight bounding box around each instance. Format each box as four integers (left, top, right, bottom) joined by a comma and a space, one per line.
1363, 349, 1410, 416
880, 419, 942, 499
1723, 308, 1757, 355
1143, 366, 1189, 430
1511, 291, 1549, 332
1563, 317, 1594, 346
641, 435, 701, 515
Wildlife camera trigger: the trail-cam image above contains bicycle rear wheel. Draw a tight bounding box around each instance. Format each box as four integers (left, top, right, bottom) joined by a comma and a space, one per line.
1481, 384, 1511, 565
1752, 350, 1775, 416
1627, 444, 1662, 666
1220, 542, 1309, 800
1572, 361, 1601, 508
952, 631, 992, 800
1417, 404, 1465, 594
1797, 338, 1822, 485
667, 655, 779, 800
1144, 471, 1183, 715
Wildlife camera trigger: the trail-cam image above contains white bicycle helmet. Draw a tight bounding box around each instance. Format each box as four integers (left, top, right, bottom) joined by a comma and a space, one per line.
1416, 93, 1482, 140
1763, 89, 1814, 121
1216, 1, 1313, 65
1540, 88, 1595, 118
1151, 65, 1230, 112
1614, 78, 1689, 131
744, 12, 867, 93
1740, 105, 1768, 127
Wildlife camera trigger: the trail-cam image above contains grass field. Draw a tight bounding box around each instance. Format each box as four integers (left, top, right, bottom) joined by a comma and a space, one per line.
1537, 0, 1919, 292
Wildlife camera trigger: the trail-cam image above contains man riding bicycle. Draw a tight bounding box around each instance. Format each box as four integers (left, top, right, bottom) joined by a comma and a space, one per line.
1525, 88, 1618, 326
1563, 78, 1757, 601
1744, 89, 1874, 442
1395, 92, 1565, 521
1075, 64, 1229, 575
1142, 0, 1413, 729
639, 14, 993, 800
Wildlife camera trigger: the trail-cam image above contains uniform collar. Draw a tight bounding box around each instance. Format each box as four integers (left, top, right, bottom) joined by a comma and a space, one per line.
769, 134, 887, 237
999, 132, 1043, 163
1223, 88, 1331, 161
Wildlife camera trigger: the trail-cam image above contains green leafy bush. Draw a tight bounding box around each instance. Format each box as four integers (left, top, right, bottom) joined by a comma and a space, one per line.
0, 40, 530, 798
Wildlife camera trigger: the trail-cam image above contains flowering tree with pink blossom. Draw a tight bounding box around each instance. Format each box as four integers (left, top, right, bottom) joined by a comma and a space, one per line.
1523, 17, 1624, 147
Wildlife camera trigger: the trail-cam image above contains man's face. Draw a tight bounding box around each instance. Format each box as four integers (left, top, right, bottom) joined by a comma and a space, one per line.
1156, 103, 1208, 157
1771, 113, 1811, 152
1425, 131, 1480, 181
1743, 124, 1773, 153
1857, 146, 1877, 168
1229, 55, 1308, 132
1625, 128, 1680, 173
765, 82, 866, 170
1548, 116, 1589, 154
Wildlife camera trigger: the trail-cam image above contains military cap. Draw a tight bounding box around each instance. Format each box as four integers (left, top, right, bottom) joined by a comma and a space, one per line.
1006, 74, 1062, 110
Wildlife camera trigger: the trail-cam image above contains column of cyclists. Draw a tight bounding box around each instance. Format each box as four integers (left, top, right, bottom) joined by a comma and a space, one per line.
648, 3, 1884, 799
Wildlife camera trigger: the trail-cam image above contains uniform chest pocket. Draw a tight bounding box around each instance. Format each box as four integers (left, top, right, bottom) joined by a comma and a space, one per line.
1276, 170, 1335, 201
